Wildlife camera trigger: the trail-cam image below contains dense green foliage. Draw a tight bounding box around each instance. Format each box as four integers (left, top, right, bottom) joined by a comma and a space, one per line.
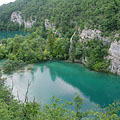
85, 39, 109, 72
1, 29, 69, 61
3, 60, 24, 73
0, 27, 109, 73
0, 0, 120, 36
69, 34, 109, 72
0, 26, 109, 73
0, 28, 70, 72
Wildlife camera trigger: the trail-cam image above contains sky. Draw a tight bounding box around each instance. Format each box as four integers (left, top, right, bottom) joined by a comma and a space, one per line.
0, 0, 15, 6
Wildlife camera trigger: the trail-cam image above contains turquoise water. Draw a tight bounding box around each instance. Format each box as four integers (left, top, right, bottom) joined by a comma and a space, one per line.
0, 59, 6, 66
4, 61, 120, 111
0, 31, 27, 40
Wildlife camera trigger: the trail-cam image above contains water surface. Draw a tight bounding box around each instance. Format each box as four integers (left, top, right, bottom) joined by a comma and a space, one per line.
0, 31, 27, 40
4, 61, 120, 111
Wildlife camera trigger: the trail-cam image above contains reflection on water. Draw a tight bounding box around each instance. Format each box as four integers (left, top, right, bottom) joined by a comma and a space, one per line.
4, 61, 120, 111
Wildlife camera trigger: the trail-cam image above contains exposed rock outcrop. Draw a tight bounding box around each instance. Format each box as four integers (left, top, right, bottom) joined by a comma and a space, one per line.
78, 29, 110, 45
81, 57, 88, 65
108, 41, 120, 75
24, 17, 36, 28
11, 11, 23, 25
45, 19, 55, 32
68, 29, 120, 75
69, 32, 76, 56
79, 29, 101, 41
11, 11, 36, 28
45, 19, 61, 37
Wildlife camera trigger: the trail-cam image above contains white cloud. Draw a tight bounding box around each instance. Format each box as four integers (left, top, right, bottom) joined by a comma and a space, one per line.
0, 0, 16, 6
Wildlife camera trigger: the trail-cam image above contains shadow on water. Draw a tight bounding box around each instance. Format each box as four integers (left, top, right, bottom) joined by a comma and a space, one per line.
4, 61, 120, 111
40, 61, 120, 107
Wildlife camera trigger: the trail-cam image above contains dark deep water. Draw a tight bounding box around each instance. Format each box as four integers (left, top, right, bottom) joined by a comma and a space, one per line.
4, 61, 120, 111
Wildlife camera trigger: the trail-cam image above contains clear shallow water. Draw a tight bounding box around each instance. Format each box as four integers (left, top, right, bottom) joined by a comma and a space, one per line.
3, 61, 120, 111
0, 31, 27, 40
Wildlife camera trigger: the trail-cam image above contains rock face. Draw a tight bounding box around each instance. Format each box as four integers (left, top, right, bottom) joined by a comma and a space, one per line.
11, 11, 36, 28
79, 29, 101, 41
69, 29, 110, 64
78, 29, 110, 45
109, 42, 120, 75
69, 32, 76, 56
11, 11, 23, 25
24, 17, 36, 28
45, 19, 55, 31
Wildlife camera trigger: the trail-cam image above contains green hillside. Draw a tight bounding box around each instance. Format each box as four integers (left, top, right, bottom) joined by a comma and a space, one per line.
0, 0, 120, 35
0, 0, 120, 119
0, 0, 120, 73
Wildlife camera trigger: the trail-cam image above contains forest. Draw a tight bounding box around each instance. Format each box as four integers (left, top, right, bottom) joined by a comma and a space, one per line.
0, 27, 109, 73
0, 0, 120, 37
0, 0, 120, 119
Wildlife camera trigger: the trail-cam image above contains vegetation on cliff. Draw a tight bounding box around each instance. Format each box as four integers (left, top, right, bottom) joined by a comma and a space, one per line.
0, 0, 120, 36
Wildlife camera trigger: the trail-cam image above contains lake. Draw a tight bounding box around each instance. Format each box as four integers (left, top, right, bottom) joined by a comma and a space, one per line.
3, 61, 120, 111
0, 31, 27, 40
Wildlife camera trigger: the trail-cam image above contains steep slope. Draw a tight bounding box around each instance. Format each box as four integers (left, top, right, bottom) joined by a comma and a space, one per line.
0, 0, 120, 36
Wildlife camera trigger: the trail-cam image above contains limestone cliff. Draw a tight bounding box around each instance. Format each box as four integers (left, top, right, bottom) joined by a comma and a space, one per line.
24, 16, 36, 28
45, 19, 55, 31
11, 11, 23, 25
45, 19, 61, 37
11, 11, 36, 28
109, 41, 120, 75
78, 29, 110, 45
69, 29, 120, 75
69, 29, 110, 65
79, 29, 101, 41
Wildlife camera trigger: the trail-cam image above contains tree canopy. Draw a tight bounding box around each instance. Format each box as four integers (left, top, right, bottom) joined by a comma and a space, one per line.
0, 0, 120, 36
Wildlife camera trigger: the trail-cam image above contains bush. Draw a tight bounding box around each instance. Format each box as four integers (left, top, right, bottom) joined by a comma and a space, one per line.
3, 60, 24, 73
